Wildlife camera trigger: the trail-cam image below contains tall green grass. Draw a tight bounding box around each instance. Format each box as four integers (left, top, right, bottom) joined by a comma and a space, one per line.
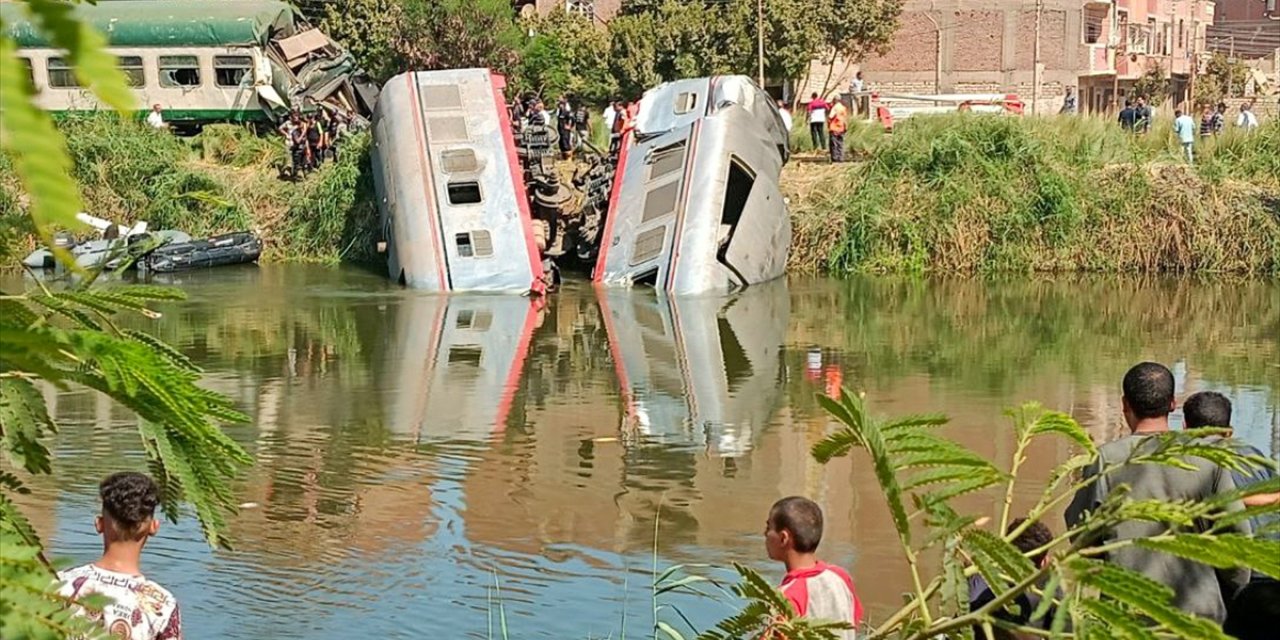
0, 114, 378, 264
788, 114, 1280, 275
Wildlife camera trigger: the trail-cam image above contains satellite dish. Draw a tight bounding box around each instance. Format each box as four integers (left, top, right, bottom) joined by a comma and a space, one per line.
520, 4, 537, 18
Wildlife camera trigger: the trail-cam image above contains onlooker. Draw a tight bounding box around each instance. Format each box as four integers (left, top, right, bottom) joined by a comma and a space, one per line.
57, 472, 182, 639
608, 101, 626, 157
776, 99, 793, 138
146, 104, 168, 130
1173, 109, 1196, 164
1199, 105, 1218, 138
305, 113, 323, 169
1065, 363, 1250, 623
827, 98, 848, 163
969, 518, 1056, 635
848, 71, 864, 95
602, 100, 619, 134
1118, 99, 1139, 131
807, 92, 828, 150
1059, 86, 1078, 115
1135, 96, 1152, 133
1184, 391, 1280, 639
1236, 102, 1259, 131
765, 496, 863, 638
556, 95, 575, 159
573, 101, 591, 149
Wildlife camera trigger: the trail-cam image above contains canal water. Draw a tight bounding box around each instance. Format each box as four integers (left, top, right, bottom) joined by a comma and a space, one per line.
17, 266, 1278, 638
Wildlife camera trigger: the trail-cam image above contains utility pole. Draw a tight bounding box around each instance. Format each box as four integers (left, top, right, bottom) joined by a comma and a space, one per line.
1188, 0, 1199, 107
757, 0, 765, 87
923, 10, 942, 94
1032, 0, 1044, 114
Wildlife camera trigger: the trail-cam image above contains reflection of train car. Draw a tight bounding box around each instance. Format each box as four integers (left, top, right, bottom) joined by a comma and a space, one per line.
594, 76, 791, 295
597, 280, 790, 456
3, 0, 371, 123
371, 69, 546, 293
385, 294, 541, 440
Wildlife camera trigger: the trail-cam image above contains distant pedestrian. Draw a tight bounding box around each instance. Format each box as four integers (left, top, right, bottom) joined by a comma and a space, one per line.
765, 497, 863, 638
968, 518, 1057, 635
776, 99, 793, 136
827, 98, 848, 163
1135, 96, 1153, 133
602, 100, 619, 133
1059, 86, 1078, 115
1199, 105, 1221, 138
57, 472, 182, 640
848, 71, 864, 95
807, 92, 828, 150
1174, 109, 1196, 163
556, 96, 575, 159
573, 102, 590, 149
146, 104, 168, 130
1118, 99, 1139, 131
1236, 102, 1259, 131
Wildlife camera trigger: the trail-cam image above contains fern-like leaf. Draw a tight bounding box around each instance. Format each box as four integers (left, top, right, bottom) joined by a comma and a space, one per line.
1075, 599, 1158, 640
0, 378, 57, 474
1135, 534, 1280, 580
1068, 558, 1229, 639
20, 0, 135, 113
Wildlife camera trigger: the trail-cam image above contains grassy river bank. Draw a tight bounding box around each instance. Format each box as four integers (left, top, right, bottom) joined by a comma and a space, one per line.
2, 114, 1277, 275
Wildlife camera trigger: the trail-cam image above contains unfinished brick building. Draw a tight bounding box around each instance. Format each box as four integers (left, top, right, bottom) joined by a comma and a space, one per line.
852, 0, 1215, 113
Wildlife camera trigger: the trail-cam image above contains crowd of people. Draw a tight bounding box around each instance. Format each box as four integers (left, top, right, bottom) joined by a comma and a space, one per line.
1111, 96, 1262, 165
277, 108, 353, 178
55, 361, 1276, 639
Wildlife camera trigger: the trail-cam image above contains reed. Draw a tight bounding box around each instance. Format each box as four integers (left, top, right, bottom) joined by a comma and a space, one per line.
787, 114, 1280, 275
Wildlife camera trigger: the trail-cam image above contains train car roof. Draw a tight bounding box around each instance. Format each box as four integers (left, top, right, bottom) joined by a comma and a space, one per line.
2, 0, 299, 48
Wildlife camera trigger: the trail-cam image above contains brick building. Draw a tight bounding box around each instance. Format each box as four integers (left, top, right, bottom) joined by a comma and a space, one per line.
849, 0, 1215, 113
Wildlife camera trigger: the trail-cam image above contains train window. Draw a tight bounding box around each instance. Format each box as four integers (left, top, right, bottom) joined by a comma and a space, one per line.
674, 92, 697, 115
19, 57, 34, 89
214, 56, 252, 87
447, 181, 482, 205
454, 231, 493, 258
158, 55, 201, 87
47, 57, 78, 88
117, 56, 145, 87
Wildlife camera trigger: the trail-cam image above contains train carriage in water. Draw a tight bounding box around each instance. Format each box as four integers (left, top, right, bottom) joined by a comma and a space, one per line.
371, 69, 546, 293
2, 0, 373, 123
594, 76, 792, 295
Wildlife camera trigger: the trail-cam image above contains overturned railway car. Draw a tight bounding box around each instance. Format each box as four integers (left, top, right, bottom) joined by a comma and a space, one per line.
371, 69, 546, 293
594, 76, 792, 295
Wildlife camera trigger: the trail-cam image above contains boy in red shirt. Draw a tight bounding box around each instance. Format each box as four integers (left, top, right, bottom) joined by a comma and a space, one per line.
765, 496, 864, 638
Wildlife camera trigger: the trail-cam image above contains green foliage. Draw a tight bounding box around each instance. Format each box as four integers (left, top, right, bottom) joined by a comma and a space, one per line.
789, 114, 1280, 275
805, 392, 1279, 639
1, 2, 252, 635
1131, 62, 1171, 106
515, 9, 616, 103
396, 0, 522, 74
1195, 53, 1251, 107
316, 0, 406, 83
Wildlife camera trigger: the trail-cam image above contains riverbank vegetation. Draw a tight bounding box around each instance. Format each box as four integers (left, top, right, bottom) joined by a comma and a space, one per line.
788, 115, 1280, 275
0, 116, 379, 264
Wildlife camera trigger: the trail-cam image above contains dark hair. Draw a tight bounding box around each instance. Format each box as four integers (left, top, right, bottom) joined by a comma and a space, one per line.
769, 496, 823, 553
1122, 362, 1175, 419
100, 472, 159, 538
810, 92, 818, 99
1008, 517, 1053, 566
1184, 391, 1232, 429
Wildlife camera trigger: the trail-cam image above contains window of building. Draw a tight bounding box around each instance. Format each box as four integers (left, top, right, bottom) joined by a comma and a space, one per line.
47, 57, 78, 88
214, 56, 252, 87
117, 55, 145, 87
674, 91, 697, 115
1178, 20, 1184, 49
1083, 7, 1106, 44
158, 55, 201, 87
565, 0, 595, 22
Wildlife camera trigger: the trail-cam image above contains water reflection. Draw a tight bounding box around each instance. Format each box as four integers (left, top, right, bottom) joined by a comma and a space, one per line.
600, 281, 788, 456
12, 267, 1277, 639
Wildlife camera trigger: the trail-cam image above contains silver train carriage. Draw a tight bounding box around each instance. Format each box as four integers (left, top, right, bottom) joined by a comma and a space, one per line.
594, 76, 792, 295
371, 69, 545, 293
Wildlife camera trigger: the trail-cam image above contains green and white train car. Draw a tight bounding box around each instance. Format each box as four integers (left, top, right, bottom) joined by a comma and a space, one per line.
2, 0, 357, 123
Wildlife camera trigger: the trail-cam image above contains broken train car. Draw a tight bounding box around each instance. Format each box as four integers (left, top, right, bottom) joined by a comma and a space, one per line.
371, 69, 547, 293
594, 76, 792, 295
3, 0, 375, 123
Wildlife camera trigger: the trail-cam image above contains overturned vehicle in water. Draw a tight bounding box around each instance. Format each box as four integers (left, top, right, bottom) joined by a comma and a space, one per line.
370, 71, 789, 294
594, 76, 792, 295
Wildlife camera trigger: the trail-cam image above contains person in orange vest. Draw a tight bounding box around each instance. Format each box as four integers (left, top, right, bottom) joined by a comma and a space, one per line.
826, 97, 848, 163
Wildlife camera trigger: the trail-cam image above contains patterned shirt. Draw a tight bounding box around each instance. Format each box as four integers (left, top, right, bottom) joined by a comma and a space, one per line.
58, 564, 182, 640
780, 561, 864, 639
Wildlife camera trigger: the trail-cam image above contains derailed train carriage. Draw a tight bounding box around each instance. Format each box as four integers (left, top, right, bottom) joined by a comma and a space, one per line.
371, 71, 790, 294
594, 76, 792, 295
